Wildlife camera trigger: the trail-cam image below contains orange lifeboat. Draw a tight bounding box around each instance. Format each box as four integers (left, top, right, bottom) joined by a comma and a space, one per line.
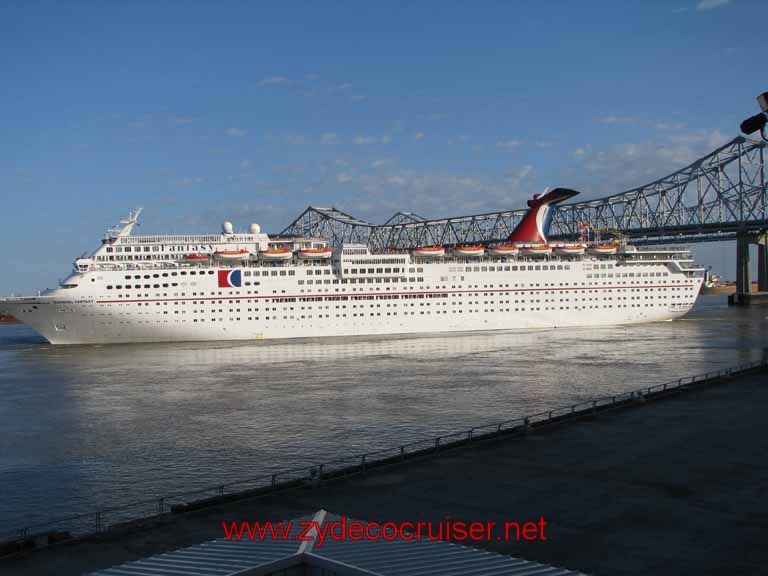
454, 245, 485, 257
587, 244, 619, 255
298, 247, 333, 259
520, 244, 552, 257
412, 246, 445, 257
553, 244, 586, 256
183, 253, 209, 261
487, 245, 519, 257
258, 248, 293, 261
213, 249, 250, 261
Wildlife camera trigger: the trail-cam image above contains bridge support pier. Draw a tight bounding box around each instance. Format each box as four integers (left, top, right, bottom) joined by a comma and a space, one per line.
731, 232, 768, 306
735, 232, 752, 299
759, 235, 768, 293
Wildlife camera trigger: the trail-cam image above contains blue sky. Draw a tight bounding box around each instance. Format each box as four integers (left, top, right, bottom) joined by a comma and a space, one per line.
1, 0, 766, 293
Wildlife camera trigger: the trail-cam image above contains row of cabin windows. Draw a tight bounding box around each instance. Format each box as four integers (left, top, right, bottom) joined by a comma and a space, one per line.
66, 292, 697, 318
346, 258, 409, 265
106, 245, 212, 253
108, 283, 180, 290
111, 264, 670, 282
109, 298, 691, 325
243, 270, 297, 277
102, 276, 691, 297
123, 271, 215, 280
104, 285, 694, 302
587, 271, 668, 279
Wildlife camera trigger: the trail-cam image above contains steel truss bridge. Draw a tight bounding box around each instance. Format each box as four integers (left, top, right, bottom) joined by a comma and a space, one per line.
281, 136, 767, 249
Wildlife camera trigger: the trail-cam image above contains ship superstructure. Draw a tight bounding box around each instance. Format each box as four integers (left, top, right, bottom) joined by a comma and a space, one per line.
0, 189, 705, 345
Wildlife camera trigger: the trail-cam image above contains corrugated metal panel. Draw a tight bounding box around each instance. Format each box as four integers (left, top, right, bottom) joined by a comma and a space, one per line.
89, 511, 586, 576
316, 520, 582, 576
89, 515, 311, 576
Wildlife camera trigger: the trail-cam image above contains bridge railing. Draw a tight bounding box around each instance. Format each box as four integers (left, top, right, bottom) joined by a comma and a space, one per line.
1, 359, 766, 553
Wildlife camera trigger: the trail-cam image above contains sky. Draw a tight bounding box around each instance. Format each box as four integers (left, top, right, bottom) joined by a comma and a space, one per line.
1, 0, 766, 293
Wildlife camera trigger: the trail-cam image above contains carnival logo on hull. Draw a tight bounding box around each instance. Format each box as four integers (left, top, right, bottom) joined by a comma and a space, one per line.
218, 269, 242, 288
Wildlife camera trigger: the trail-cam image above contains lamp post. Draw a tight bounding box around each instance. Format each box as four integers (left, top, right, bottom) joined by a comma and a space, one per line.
740, 92, 768, 142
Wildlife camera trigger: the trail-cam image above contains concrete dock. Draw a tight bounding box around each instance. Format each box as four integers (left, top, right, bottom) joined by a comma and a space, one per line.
3, 368, 768, 576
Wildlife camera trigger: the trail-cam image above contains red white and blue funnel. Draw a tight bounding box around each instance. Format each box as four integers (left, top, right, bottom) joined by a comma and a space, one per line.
508, 188, 579, 244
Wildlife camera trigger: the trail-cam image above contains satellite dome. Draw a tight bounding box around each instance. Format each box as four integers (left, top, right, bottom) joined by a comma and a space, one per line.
249, 223, 261, 234
222, 221, 234, 235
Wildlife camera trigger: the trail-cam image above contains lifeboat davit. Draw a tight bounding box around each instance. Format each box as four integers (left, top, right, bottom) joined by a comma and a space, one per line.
553, 244, 586, 256
298, 248, 333, 259
588, 244, 619, 255
520, 245, 552, 257
487, 245, 519, 257
258, 248, 293, 261
183, 253, 209, 261
213, 249, 250, 261
412, 246, 445, 257
454, 245, 485, 257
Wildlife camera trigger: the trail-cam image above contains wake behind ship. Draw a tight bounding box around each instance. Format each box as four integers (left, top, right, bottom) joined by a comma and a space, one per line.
0, 189, 704, 345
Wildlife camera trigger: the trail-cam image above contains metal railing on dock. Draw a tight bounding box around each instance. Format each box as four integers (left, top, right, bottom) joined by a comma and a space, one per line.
1, 359, 766, 555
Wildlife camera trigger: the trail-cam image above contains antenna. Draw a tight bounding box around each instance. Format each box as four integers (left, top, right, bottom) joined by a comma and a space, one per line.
107, 208, 143, 239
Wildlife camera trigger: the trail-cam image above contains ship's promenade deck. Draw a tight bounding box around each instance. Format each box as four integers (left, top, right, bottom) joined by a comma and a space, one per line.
2, 366, 766, 575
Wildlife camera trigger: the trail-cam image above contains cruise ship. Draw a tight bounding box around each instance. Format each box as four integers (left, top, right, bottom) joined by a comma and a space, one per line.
0, 189, 704, 345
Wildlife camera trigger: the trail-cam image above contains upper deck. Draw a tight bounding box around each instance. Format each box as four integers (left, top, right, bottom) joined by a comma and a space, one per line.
69, 210, 703, 281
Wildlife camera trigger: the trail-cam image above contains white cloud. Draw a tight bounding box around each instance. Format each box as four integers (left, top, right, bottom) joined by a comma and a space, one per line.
350, 94, 368, 103
305, 73, 319, 81
172, 116, 194, 125
509, 165, 533, 182
496, 139, 522, 149
177, 176, 206, 186
655, 122, 687, 130
324, 163, 537, 220
573, 147, 588, 158
226, 127, 246, 137
337, 83, 353, 91
414, 132, 425, 141
284, 134, 307, 145
596, 115, 638, 125
321, 132, 339, 144
696, 0, 729, 10
258, 76, 288, 86
240, 159, 252, 170
353, 136, 378, 145
568, 129, 732, 194
273, 164, 306, 175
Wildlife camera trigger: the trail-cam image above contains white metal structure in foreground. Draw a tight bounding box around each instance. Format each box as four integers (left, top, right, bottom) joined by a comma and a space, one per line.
88, 510, 585, 576
0, 193, 704, 345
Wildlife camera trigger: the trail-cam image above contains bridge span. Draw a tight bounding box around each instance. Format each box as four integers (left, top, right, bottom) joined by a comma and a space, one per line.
281, 136, 768, 297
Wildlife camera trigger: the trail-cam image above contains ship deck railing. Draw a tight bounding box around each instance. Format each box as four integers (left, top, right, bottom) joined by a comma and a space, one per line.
86, 252, 692, 273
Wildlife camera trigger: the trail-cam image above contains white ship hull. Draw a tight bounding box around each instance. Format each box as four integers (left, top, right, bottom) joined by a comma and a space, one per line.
1, 258, 703, 345
0, 199, 704, 346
